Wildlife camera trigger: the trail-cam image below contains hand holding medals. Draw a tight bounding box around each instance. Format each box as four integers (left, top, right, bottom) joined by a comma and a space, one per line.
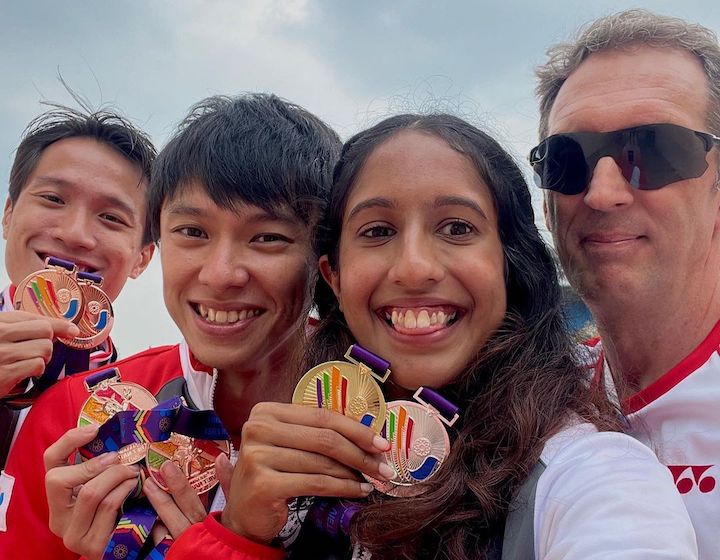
75, 367, 231, 560
293, 345, 459, 497
13, 257, 114, 349
293, 346, 460, 545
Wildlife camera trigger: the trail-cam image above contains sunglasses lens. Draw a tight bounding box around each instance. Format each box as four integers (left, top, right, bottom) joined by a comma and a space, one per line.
532, 135, 589, 195
625, 124, 710, 190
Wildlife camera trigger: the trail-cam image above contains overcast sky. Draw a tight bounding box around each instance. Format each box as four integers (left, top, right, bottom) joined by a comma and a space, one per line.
2, 0, 718, 356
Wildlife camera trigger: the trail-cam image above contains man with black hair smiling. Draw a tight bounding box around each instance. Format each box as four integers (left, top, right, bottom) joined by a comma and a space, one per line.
0, 105, 156, 471
0, 93, 353, 560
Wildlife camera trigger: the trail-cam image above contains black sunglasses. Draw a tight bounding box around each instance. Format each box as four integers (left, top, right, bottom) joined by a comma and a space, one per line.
529, 123, 720, 195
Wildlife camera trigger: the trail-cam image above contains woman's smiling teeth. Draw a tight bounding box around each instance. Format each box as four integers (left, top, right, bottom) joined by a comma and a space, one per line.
384, 308, 458, 330
197, 304, 262, 325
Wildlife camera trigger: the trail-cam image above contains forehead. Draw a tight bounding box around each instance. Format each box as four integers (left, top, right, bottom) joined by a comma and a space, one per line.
548, 46, 711, 135
348, 130, 493, 205
162, 180, 303, 225
31, 136, 145, 186
24, 137, 146, 213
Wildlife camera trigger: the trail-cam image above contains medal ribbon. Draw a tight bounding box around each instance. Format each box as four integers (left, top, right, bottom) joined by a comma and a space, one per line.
79, 378, 229, 560
414, 387, 459, 426
308, 499, 360, 540
346, 344, 391, 382
79, 397, 183, 460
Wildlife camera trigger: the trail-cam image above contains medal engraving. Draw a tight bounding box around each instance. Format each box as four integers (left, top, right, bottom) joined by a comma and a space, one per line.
79, 379, 158, 465
14, 268, 82, 322
146, 433, 230, 494
367, 400, 451, 497
59, 274, 114, 349
293, 361, 386, 433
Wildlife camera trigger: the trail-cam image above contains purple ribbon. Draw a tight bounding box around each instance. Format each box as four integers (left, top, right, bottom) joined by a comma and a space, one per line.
416, 387, 459, 422
103, 500, 158, 560
79, 397, 182, 459
172, 406, 230, 440
309, 499, 360, 539
77, 270, 104, 284
85, 367, 121, 389
46, 256, 76, 270
347, 345, 391, 377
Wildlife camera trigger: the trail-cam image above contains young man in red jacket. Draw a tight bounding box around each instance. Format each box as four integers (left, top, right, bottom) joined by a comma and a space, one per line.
0, 93, 371, 560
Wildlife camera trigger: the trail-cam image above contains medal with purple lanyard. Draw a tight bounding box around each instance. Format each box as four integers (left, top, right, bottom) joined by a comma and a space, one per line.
146, 406, 231, 495
77, 371, 231, 559
292, 345, 390, 433
58, 270, 114, 350
366, 387, 459, 497
79, 368, 159, 464
80, 395, 186, 560
2, 258, 110, 407
13, 257, 83, 321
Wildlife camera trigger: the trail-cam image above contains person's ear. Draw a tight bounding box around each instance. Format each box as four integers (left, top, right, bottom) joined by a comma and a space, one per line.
128, 243, 156, 279
319, 255, 342, 312
3, 198, 14, 241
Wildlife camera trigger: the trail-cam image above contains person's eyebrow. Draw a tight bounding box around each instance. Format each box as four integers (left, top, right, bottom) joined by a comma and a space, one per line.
33, 176, 138, 220
165, 203, 205, 217
242, 207, 302, 227
434, 195, 489, 220
165, 203, 303, 229
347, 197, 396, 220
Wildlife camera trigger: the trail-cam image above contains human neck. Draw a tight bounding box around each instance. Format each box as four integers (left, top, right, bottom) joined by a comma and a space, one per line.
213, 341, 302, 446
592, 285, 720, 397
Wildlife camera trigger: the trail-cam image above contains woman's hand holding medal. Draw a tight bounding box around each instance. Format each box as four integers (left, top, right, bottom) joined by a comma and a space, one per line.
220, 401, 393, 545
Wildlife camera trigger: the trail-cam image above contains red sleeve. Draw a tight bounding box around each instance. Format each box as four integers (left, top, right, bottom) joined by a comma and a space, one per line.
167, 513, 285, 560
0, 380, 81, 560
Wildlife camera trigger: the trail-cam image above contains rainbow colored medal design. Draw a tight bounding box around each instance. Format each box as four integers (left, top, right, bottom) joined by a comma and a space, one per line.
368, 387, 459, 497
59, 271, 114, 350
13, 257, 82, 321
79, 368, 159, 464
292, 345, 390, 433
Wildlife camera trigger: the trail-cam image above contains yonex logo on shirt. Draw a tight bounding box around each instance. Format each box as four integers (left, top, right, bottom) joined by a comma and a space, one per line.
668, 465, 716, 494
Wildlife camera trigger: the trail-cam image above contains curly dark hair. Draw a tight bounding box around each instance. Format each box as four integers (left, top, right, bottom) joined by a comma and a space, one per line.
302, 114, 620, 559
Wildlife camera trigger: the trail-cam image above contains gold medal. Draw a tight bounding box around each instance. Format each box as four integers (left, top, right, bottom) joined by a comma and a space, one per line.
292, 345, 389, 433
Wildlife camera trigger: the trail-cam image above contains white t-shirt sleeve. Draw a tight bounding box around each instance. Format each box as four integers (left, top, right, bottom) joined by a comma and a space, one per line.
534, 426, 698, 559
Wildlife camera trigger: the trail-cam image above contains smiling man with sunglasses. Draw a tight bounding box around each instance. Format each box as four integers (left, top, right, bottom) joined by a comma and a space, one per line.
534, 9, 720, 558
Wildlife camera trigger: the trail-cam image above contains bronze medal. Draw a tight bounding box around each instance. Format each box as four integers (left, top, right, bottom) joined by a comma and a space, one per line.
59, 274, 114, 350
14, 265, 82, 322
79, 370, 158, 464
293, 352, 388, 433
146, 433, 230, 494
367, 388, 458, 497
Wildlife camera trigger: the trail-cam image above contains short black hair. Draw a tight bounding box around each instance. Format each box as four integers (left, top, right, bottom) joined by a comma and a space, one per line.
10, 105, 156, 245
148, 93, 342, 242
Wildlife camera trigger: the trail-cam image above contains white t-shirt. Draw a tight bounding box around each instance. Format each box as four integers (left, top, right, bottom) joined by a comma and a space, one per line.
585, 321, 720, 560
533, 422, 697, 559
